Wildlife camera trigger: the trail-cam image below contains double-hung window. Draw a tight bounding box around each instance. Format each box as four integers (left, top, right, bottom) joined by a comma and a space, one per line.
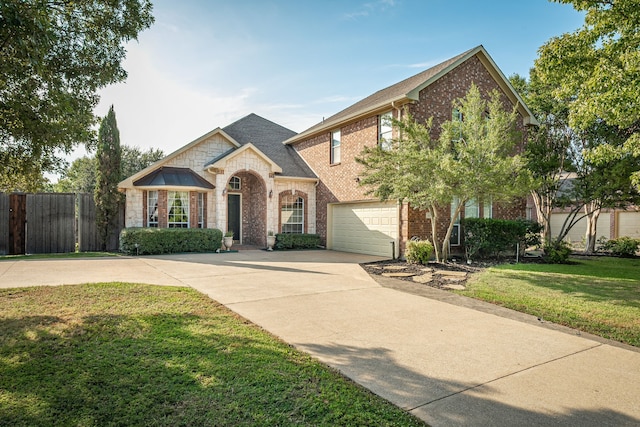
331, 130, 341, 164
281, 196, 304, 234
147, 190, 158, 227
168, 191, 189, 228
197, 192, 205, 228
379, 111, 393, 151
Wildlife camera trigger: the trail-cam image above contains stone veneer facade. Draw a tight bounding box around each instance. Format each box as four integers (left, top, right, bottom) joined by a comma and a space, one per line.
122, 131, 317, 247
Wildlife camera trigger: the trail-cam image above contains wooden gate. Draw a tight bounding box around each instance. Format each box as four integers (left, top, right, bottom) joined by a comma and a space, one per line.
0, 192, 122, 255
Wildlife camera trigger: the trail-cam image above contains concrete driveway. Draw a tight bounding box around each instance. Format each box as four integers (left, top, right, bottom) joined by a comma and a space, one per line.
1, 250, 639, 426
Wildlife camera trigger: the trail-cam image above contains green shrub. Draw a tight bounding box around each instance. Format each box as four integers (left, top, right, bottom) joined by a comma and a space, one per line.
462, 218, 542, 260
405, 240, 434, 265
543, 240, 572, 264
274, 233, 321, 250
601, 237, 640, 257
120, 228, 223, 255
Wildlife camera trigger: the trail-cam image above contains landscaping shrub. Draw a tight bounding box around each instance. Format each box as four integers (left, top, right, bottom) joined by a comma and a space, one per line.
462, 218, 542, 260
119, 228, 223, 255
405, 240, 434, 264
274, 233, 321, 250
601, 236, 640, 257
543, 240, 572, 264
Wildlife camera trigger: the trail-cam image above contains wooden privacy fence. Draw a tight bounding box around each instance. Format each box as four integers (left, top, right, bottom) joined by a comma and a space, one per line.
0, 193, 123, 255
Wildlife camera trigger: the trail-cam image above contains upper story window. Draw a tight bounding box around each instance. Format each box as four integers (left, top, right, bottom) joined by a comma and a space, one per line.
331, 130, 341, 164
229, 176, 241, 191
452, 108, 464, 142
168, 191, 189, 228
379, 111, 393, 151
281, 195, 304, 234
147, 190, 158, 228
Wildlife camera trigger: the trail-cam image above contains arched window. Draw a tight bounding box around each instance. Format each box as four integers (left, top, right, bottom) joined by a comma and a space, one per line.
281, 196, 304, 234
229, 176, 241, 191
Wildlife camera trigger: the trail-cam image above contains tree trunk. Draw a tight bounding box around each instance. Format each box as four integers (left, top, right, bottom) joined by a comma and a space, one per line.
429, 206, 441, 262
531, 190, 552, 245
441, 199, 465, 262
584, 202, 601, 254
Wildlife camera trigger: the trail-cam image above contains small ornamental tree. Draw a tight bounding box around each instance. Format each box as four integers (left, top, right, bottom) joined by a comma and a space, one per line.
357, 84, 533, 261
94, 106, 122, 251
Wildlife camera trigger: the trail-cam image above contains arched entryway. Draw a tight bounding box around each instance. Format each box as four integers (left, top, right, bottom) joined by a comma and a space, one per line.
226, 171, 267, 246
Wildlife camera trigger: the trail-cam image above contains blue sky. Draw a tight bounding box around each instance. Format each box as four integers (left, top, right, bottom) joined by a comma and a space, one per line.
93, 0, 585, 161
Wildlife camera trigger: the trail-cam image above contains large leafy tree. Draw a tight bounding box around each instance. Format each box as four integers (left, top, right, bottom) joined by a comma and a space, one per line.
0, 0, 154, 190
357, 85, 532, 261
95, 106, 122, 251
532, 0, 640, 251
535, 0, 640, 187
510, 73, 574, 246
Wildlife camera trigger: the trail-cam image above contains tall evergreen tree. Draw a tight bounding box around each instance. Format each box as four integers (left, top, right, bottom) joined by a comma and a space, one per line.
95, 106, 122, 251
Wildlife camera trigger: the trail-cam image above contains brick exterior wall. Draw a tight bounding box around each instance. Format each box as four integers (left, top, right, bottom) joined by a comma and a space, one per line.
293, 54, 529, 254
231, 171, 267, 246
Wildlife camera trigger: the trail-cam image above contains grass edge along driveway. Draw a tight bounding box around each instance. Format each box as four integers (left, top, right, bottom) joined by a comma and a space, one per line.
458, 256, 640, 348
0, 283, 426, 427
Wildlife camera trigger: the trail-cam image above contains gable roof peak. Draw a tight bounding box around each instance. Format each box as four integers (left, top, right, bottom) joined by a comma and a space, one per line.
284, 45, 535, 144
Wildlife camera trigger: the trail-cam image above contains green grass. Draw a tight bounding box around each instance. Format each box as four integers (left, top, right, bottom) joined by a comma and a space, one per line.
459, 256, 640, 347
0, 252, 121, 261
0, 283, 425, 427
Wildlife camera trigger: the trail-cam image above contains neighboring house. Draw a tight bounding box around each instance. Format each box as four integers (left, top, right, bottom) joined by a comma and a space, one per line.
119, 45, 538, 257
118, 114, 318, 248
548, 206, 640, 248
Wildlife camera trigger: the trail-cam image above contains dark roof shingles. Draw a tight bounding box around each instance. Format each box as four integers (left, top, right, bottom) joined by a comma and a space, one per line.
220, 113, 316, 178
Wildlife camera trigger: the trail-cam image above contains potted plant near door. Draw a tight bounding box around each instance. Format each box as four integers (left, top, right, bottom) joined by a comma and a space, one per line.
266, 231, 276, 251
223, 231, 234, 251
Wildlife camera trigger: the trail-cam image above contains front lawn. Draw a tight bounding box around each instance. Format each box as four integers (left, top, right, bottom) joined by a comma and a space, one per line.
458, 256, 640, 347
0, 283, 425, 427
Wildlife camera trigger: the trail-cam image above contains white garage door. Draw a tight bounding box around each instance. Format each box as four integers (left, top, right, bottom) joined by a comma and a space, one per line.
618, 211, 640, 238
330, 201, 399, 257
550, 212, 611, 246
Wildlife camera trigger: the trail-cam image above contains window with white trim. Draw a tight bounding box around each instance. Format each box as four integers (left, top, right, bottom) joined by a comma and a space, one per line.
450, 196, 462, 246
197, 192, 205, 228
147, 190, 158, 228
281, 195, 304, 234
229, 176, 241, 191
168, 191, 189, 228
331, 130, 341, 164
483, 198, 493, 219
379, 111, 393, 151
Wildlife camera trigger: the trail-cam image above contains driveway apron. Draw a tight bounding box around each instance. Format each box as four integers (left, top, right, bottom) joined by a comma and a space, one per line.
1, 250, 639, 426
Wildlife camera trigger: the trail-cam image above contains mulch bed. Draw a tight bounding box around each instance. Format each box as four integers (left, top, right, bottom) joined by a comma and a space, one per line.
361, 259, 488, 290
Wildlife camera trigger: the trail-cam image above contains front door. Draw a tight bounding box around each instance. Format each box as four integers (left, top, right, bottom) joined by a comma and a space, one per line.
227, 194, 241, 242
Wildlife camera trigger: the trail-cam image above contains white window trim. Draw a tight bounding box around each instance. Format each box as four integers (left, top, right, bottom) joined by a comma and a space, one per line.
168, 190, 190, 228
331, 130, 341, 164
379, 111, 393, 151
281, 196, 304, 234
197, 192, 204, 228
147, 190, 158, 228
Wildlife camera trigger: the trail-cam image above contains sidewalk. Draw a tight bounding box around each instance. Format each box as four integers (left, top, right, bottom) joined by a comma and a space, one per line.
2, 251, 639, 426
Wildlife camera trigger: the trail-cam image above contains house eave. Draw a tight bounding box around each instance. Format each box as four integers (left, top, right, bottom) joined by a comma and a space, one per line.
283, 96, 411, 145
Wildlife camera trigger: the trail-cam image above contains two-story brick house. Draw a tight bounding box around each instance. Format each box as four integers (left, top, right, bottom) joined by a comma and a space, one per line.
285, 45, 537, 257
119, 45, 537, 258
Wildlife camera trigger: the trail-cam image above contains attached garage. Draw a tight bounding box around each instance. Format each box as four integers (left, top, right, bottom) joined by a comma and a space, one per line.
550, 212, 611, 246
329, 201, 399, 258
617, 211, 640, 239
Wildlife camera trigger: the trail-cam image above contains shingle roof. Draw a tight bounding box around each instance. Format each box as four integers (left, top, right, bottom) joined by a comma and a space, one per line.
283, 45, 536, 144
215, 113, 317, 178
